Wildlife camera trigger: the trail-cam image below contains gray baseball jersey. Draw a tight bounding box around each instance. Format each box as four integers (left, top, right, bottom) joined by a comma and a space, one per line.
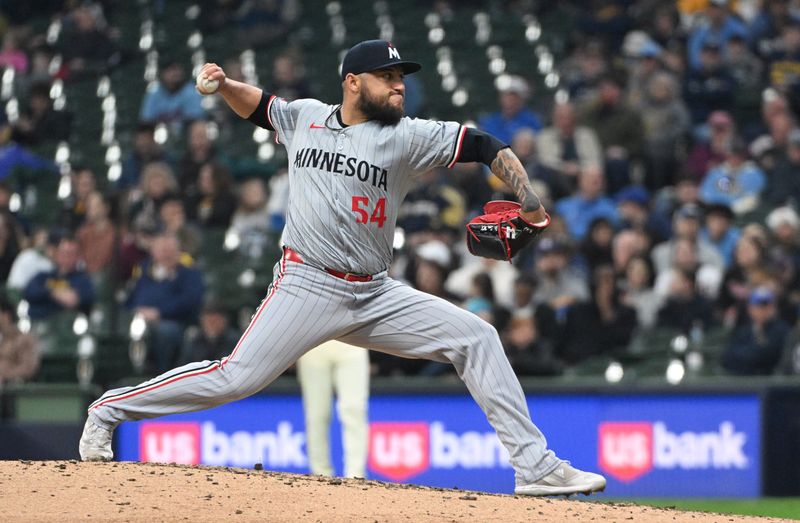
267, 97, 466, 274
86, 92, 563, 488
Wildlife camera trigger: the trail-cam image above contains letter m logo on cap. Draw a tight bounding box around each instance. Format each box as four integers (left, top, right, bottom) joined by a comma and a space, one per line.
598, 422, 653, 482
388, 45, 401, 60
368, 422, 429, 481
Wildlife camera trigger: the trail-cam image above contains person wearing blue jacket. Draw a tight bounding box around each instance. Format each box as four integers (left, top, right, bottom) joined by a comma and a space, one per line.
128, 232, 204, 372
24, 237, 94, 320
699, 140, 766, 214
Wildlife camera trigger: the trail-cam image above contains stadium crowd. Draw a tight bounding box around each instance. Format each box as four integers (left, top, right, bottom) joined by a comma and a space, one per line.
1, 0, 800, 387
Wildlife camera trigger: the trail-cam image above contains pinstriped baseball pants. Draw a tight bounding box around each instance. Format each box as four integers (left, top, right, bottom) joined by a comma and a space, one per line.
88, 250, 560, 484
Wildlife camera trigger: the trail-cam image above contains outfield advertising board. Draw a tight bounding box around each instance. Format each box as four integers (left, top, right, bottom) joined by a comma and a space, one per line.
116, 394, 760, 497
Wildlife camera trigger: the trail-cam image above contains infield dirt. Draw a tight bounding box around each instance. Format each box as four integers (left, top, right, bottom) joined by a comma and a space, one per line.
0, 461, 791, 522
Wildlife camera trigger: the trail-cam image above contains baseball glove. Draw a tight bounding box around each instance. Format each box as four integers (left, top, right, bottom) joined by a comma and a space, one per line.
465, 200, 550, 261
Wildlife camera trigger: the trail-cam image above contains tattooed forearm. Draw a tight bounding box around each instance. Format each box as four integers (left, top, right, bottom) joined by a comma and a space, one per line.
490, 148, 542, 213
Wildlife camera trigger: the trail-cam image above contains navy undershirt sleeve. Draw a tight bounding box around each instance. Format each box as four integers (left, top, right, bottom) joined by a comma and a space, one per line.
457, 128, 509, 167
246, 91, 274, 130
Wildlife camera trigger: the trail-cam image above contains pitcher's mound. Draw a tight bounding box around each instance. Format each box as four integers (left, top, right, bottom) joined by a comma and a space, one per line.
0, 461, 789, 522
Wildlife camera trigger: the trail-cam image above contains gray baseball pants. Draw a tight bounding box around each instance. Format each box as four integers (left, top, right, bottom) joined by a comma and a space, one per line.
88, 249, 560, 485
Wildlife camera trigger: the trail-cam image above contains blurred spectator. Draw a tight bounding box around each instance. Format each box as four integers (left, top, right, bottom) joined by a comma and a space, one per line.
648, 6, 686, 52
234, 0, 300, 48
683, 40, 736, 125
0, 212, 23, 283
626, 39, 666, 109
0, 30, 29, 73
562, 41, 608, 104
655, 267, 714, 332
0, 295, 39, 386
616, 185, 671, 243
620, 255, 661, 328
445, 257, 518, 310
61, 167, 96, 230
228, 178, 271, 259
58, 3, 118, 77
700, 203, 740, 268
76, 192, 116, 274
686, 110, 735, 181
556, 265, 637, 365
686, 0, 748, 71
266, 168, 290, 231
128, 162, 179, 232
612, 228, 649, 276
502, 309, 562, 377
116, 223, 156, 284
127, 233, 204, 373
512, 129, 554, 190
139, 60, 205, 135
478, 75, 542, 145
576, 3, 632, 52
179, 302, 240, 364
23, 237, 94, 320
178, 120, 218, 198
654, 236, 723, 300
554, 166, 619, 241
751, 0, 800, 57
652, 203, 724, 274
639, 71, 691, 189
651, 176, 702, 235
722, 286, 790, 375
510, 274, 560, 342
699, 139, 766, 214
512, 274, 536, 311
766, 206, 800, 310
24, 44, 66, 87
766, 22, 800, 113
11, 81, 72, 147
397, 168, 465, 239
755, 88, 794, 145
119, 123, 172, 191
450, 162, 493, 218
158, 197, 201, 257
765, 128, 800, 206
537, 102, 603, 197
411, 241, 456, 302
185, 162, 238, 230
461, 273, 499, 324
532, 237, 589, 318
266, 52, 312, 100
580, 217, 615, 273
7, 228, 56, 293
725, 34, 763, 121
580, 73, 645, 193
717, 234, 768, 327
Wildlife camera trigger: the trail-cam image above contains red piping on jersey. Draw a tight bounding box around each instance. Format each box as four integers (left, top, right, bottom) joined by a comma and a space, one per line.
220, 251, 286, 368
447, 126, 467, 168
267, 95, 280, 144
87, 252, 288, 413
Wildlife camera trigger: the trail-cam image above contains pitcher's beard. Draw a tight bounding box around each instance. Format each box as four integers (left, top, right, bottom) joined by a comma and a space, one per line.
358, 91, 403, 125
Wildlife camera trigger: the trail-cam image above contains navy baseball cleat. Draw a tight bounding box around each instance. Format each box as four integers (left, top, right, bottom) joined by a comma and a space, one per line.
79, 418, 114, 461
515, 461, 607, 496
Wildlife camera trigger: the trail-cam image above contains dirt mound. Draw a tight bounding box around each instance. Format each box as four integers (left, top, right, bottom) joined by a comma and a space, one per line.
0, 461, 789, 522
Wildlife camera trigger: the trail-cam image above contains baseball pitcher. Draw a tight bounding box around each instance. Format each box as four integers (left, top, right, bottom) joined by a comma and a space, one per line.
80, 40, 606, 496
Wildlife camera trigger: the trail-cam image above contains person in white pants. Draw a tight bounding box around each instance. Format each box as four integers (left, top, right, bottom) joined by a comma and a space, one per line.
297, 340, 369, 478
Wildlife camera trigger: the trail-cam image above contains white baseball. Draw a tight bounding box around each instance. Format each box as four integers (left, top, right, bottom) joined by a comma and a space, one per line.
196, 75, 219, 94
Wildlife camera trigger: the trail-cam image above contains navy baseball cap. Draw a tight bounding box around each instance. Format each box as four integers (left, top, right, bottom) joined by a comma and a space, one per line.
341, 40, 421, 80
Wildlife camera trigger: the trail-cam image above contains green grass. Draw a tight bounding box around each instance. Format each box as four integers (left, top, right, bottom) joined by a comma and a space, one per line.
601, 498, 800, 520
